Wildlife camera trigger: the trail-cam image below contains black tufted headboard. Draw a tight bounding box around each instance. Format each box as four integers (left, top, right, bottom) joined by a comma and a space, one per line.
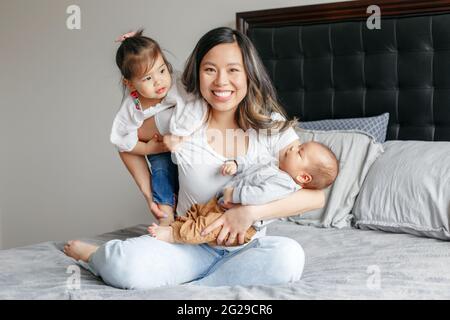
237, 0, 450, 141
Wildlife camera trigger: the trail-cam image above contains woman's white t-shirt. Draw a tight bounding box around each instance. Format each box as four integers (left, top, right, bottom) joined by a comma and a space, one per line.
168, 112, 298, 250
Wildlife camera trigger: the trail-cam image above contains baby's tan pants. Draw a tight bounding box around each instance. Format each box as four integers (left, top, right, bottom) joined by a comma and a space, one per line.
171, 197, 257, 246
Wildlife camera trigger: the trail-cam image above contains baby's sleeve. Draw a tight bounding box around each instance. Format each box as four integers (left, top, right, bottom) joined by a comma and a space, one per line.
234, 156, 253, 175
232, 168, 299, 205
169, 76, 208, 136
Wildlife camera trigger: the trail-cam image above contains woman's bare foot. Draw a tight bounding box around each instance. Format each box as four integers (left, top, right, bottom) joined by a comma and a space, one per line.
63, 240, 99, 262
147, 223, 174, 243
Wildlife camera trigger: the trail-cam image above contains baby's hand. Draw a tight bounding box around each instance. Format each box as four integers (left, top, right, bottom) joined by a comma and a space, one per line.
221, 160, 237, 176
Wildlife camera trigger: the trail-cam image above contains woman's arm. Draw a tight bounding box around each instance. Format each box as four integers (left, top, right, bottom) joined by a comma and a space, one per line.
118, 152, 166, 219
249, 188, 325, 221
201, 188, 325, 246
119, 152, 151, 198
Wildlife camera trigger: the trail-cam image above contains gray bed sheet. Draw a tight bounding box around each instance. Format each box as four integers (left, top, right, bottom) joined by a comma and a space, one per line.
1, 220, 449, 300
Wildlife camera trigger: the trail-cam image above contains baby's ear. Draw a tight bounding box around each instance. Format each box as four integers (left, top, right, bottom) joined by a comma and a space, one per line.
295, 172, 312, 185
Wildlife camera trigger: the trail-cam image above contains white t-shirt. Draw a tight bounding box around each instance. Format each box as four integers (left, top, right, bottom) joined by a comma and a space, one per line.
172, 113, 298, 250
110, 72, 206, 152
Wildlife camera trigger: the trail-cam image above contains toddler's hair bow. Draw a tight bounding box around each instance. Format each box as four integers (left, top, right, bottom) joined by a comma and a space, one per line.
115, 31, 137, 43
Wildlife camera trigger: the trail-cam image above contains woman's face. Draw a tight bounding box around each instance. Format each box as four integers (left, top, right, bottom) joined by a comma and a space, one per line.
199, 42, 248, 113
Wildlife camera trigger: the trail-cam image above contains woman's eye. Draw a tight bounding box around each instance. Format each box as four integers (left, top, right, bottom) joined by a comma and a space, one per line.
230, 68, 240, 72
145, 76, 152, 81
205, 68, 215, 72
160, 69, 165, 74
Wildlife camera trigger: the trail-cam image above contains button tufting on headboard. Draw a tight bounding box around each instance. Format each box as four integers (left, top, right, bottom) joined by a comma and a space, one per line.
238, 0, 450, 141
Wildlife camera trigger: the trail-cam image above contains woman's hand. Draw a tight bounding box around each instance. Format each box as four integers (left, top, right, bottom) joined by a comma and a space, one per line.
201, 204, 256, 246
149, 201, 169, 220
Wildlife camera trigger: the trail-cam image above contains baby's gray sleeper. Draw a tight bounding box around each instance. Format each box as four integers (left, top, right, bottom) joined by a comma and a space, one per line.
217, 157, 301, 230
220, 160, 301, 205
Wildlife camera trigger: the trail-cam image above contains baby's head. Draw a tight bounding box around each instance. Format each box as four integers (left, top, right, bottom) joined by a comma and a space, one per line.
115, 29, 173, 99
279, 140, 339, 190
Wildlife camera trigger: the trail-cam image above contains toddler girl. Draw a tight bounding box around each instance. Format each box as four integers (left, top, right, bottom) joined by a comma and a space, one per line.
110, 29, 206, 226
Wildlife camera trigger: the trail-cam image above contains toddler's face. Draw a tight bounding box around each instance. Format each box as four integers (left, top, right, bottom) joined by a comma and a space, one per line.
127, 53, 172, 100
279, 140, 320, 185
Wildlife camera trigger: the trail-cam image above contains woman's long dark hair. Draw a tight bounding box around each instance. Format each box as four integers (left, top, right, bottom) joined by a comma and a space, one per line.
182, 27, 297, 132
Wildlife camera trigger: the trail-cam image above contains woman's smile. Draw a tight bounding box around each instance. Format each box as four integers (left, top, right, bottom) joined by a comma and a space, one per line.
211, 90, 234, 102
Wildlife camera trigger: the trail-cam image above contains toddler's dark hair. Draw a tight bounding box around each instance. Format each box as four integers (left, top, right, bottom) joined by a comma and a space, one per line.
115, 29, 172, 85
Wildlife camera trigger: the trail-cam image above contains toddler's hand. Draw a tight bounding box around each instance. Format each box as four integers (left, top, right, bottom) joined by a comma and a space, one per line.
162, 134, 189, 152
146, 134, 169, 154
221, 160, 237, 176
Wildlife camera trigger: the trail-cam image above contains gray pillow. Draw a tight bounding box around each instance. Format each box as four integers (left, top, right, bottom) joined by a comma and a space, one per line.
353, 141, 450, 240
289, 128, 384, 228
299, 113, 389, 143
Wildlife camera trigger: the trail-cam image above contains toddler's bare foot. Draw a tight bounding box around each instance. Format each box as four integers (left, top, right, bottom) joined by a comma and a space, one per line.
63, 240, 99, 262
158, 205, 175, 226
147, 223, 174, 243
158, 215, 175, 226
150, 202, 174, 226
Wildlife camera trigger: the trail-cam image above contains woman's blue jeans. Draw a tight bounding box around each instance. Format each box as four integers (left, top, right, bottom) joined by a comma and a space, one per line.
82, 235, 305, 289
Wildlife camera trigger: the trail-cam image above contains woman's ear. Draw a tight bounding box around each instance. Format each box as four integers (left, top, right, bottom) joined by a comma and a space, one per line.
295, 172, 312, 186
123, 78, 135, 91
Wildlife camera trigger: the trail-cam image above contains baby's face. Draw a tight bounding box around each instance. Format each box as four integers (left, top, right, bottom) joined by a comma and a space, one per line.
128, 53, 172, 100
279, 140, 320, 184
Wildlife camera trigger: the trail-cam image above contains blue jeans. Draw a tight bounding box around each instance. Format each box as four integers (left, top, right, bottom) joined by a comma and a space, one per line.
146, 152, 179, 207
82, 235, 305, 289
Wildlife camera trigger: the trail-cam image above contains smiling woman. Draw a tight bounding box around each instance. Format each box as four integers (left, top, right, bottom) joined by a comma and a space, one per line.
199, 42, 248, 111
63, 27, 325, 290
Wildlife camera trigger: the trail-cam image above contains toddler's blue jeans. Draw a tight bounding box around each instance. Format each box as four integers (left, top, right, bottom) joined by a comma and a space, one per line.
146, 152, 179, 207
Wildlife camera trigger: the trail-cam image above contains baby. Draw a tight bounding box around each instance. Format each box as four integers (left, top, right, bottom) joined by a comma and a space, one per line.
148, 140, 339, 246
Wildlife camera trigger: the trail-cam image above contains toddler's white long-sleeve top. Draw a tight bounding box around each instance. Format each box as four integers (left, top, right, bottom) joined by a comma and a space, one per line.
110, 72, 207, 152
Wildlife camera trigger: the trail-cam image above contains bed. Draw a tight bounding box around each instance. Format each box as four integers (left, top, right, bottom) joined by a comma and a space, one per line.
1, 0, 450, 299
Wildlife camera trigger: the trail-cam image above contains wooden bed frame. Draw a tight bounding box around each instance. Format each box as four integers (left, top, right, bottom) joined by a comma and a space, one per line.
237, 0, 450, 33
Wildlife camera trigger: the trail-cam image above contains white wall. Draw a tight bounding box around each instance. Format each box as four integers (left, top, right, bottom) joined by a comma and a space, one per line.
0, 0, 352, 249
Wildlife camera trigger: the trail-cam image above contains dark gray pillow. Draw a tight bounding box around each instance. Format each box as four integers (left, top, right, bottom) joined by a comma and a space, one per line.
299, 113, 389, 143
353, 141, 450, 240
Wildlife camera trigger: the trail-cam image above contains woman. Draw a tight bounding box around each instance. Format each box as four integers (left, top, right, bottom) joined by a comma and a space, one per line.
64, 27, 325, 289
